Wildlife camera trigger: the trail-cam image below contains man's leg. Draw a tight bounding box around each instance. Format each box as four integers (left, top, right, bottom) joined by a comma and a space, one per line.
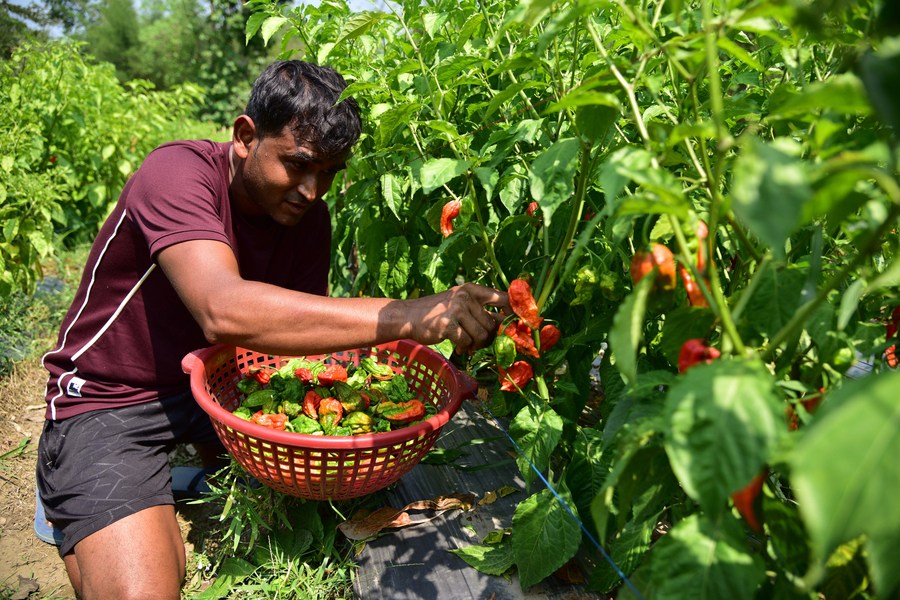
62, 505, 185, 600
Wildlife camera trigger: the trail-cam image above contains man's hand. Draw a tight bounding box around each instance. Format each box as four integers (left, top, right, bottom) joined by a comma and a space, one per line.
403, 283, 510, 354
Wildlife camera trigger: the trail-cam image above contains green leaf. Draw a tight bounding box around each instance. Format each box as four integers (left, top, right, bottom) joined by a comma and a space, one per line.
333, 11, 384, 50
449, 540, 514, 576
374, 101, 423, 148
649, 515, 766, 599
717, 37, 763, 72
509, 403, 563, 489
790, 371, 900, 597
485, 81, 542, 119
767, 73, 872, 120
730, 137, 811, 258
743, 265, 806, 338
380, 172, 405, 220
658, 306, 718, 366
565, 427, 608, 534
245, 11, 268, 44
529, 138, 580, 228
377, 237, 411, 297
194, 557, 256, 599
858, 40, 900, 130
260, 16, 287, 46
419, 158, 471, 195
609, 274, 653, 387
664, 360, 784, 515
511, 487, 582, 590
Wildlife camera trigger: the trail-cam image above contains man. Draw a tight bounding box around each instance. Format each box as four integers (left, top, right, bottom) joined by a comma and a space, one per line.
36, 60, 507, 599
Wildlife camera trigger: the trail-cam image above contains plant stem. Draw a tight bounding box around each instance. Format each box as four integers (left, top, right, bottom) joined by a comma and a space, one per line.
535, 142, 592, 310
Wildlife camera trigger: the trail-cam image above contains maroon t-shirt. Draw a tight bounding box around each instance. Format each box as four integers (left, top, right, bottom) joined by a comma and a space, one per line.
42, 140, 331, 420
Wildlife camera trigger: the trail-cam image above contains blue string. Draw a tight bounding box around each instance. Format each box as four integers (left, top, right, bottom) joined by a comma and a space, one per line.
480, 403, 646, 600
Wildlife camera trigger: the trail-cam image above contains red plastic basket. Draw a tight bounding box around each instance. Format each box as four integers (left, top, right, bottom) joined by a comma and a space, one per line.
181, 340, 476, 500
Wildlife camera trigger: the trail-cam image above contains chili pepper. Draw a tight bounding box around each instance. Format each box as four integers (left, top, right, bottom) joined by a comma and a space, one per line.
731, 471, 766, 533
787, 388, 824, 431
526, 201, 539, 217
631, 244, 676, 293
539, 324, 561, 351
885, 306, 899, 368
501, 321, 539, 358
236, 377, 262, 395
376, 399, 427, 423
251, 367, 272, 385
317, 364, 348, 385
344, 411, 375, 434
360, 357, 394, 380
508, 279, 543, 329
680, 267, 709, 308
294, 367, 315, 382
677, 339, 720, 373
440, 200, 461, 237
499, 360, 533, 392
332, 380, 368, 413
242, 388, 277, 409
318, 397, 344, 432
696, 220, 709, 273
251, 410, 288, 431
493, 333, 517, 368
303, 389, 322, 420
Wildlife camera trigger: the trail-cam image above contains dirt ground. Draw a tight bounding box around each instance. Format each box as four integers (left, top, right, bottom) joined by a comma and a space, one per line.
0, 357, 217, 600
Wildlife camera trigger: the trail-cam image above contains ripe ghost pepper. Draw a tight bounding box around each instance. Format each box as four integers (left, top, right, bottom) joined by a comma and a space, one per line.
678, 339, 720, 373
680, 267, 709, 308
303, 390, 323, 420
440, 200, 461, 237
502, 320, 539, 358
539, 324, 561, 351
631, 244, 677, 293
251, 411, 288, 431
294, 367, 315, 383
317, 364, 348, 385
499, 361, 533, 392
731, 471, 766, 533
508, 279, 543, 329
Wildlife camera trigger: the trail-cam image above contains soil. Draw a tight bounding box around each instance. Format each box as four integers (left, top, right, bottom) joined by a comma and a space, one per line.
0, 357, 219, 600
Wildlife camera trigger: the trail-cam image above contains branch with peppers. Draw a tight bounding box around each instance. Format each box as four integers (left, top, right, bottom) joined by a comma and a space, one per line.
231, 356, 435, 436
483, 278, 562, 400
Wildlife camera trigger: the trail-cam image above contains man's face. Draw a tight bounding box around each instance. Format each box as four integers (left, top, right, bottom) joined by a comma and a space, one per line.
234, 125, 347, 226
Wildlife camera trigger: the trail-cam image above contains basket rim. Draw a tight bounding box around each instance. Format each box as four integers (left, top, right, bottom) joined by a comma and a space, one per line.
182, 340, 475, 450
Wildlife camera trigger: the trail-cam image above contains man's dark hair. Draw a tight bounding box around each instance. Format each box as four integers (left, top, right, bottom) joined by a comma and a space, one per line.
245, 61, 362, 158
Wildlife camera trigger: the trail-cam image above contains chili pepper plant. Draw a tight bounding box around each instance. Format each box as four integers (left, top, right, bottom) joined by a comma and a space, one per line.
246, 0, 900, 597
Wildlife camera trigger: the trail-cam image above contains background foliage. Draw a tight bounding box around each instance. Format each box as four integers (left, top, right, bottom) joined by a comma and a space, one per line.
242, 0, 900, 597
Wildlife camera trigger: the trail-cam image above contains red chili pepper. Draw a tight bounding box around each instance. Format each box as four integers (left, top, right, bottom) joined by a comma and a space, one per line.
49, 155, 57, 164
680, 267, 709, 308
377, 399, 427, 423
696, 220, 709, 273
885, 306, 900, 368
317, 364, 348, 385
787, 388, 824, 431
731, 471, 766, 533
631, 244, 677, 293
302, 390, 322, 420
440, 200, 461, 237
251, 368, 272, 385
508, 279, 543, 330
678, 339, 720, 373
539, 324, 561, 351
499, 360, 533, 392
502, 321, 539, 358
294, 367, 315, 382
251, 410, 288, 431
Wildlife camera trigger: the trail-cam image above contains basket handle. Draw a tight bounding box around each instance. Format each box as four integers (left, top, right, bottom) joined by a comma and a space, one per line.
458, 372, 479, 399
181, 347, 212, 375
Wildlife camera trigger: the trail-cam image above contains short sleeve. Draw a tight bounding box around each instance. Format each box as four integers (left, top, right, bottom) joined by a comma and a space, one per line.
126, 142, 231, 258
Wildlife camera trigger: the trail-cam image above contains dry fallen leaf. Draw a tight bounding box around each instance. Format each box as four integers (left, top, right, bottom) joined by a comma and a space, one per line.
337, 493, 476, 541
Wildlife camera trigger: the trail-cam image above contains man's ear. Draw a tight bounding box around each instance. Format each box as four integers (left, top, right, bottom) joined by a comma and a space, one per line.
232, 115, 256, 159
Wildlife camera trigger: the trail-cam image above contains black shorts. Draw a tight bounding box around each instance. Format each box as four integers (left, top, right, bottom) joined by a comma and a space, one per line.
36, 391, 223, 557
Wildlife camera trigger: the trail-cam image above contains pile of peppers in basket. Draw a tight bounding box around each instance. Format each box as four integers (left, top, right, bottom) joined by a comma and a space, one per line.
231, 356, 436, 436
